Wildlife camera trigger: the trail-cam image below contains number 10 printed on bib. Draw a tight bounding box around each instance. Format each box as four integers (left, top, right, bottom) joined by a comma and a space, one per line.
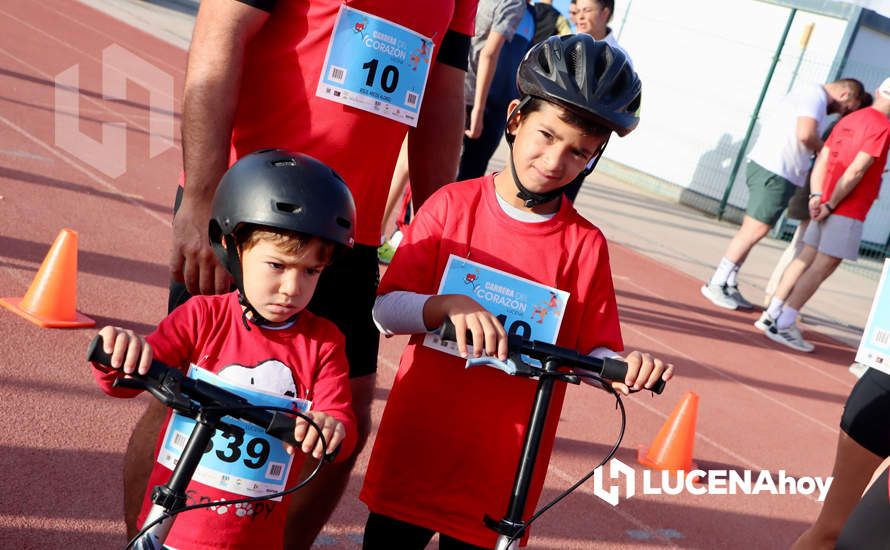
424, 255, 570, 358
316, 5, 434, 126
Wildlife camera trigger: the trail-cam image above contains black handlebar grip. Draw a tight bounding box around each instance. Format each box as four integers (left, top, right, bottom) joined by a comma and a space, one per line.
86, 334, 114, 369
86, 334, 169, 381
601, 356, 666, 395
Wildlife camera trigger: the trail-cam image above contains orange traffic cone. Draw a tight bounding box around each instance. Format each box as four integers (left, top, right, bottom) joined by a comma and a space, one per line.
638, 391, 698, 472
1, 228, 95, 328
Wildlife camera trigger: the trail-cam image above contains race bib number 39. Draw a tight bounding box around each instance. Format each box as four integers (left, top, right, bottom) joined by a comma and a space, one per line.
157, 366, 310, 501
316, 5, 434, 126
424, 255, 570, 357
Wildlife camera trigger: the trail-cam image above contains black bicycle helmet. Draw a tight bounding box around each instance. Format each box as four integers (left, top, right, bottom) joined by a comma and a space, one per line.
209, 148, 355, 326
505, 35, 642, 207
517, 34, 641, 137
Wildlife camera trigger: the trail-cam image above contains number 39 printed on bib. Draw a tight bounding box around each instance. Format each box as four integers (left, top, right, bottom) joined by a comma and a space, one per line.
156, 365, 311, 501
316, 5, 434, 126
424, 255, 570, 358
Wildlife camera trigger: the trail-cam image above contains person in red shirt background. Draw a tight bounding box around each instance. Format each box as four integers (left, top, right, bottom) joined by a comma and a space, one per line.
787, 78, 890, 550
762, 77, 890, 353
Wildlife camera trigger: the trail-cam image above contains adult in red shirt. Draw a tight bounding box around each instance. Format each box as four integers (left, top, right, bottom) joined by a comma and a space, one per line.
124, 0, 478, 547
763, 78, 890, 353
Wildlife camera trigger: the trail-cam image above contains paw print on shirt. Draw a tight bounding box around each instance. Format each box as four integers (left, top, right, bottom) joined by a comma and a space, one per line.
210, 498, 229, 515
207, 499, 255, 517
235, 502, 254, 517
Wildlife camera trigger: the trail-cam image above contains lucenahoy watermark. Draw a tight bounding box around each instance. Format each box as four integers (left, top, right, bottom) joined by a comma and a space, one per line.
592, 458, 833, 506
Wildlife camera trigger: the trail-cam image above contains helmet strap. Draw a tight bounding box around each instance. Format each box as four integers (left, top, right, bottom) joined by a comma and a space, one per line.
219, 234, 298, 331
508, 147, 564, 207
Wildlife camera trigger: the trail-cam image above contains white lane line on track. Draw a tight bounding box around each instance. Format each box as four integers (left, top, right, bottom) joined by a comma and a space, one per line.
0, 514, 121, 534
0, 8, 179, 108
53, 2, 191, 69
622, 321, 837, 435
612, 279, 852, 426
546, 465, 683, 547
0, 112, 171, 228
0, 44, 173, 144
617, 265, 854, 387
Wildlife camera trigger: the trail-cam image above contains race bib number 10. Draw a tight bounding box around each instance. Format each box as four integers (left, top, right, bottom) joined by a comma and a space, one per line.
424, 255, 570, 358
316, 5, 434, 127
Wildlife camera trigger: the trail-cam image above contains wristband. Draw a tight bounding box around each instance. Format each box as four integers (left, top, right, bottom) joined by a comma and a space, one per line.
808, 192, 822, 199
824, 203, 834, 213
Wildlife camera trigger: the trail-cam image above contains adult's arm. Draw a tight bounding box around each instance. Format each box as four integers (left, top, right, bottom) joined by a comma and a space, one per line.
796, 115, 823, 154
465, 31, 508, 139
172, 0, 270, 295
407, 31, 471, 210
807, 144, 830, 218
825, 151, 876, 209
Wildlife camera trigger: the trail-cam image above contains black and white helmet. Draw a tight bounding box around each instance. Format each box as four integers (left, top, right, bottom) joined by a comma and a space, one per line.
517, 34, 641, 137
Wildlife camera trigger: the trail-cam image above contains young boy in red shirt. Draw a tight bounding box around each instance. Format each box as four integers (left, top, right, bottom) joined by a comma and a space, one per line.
360, 35, 675, 548
90, 150, 358, 549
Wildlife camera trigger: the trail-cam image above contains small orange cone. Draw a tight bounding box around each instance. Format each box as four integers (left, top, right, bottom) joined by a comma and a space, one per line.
1, 228, 95, 328
638, 391, 698, 472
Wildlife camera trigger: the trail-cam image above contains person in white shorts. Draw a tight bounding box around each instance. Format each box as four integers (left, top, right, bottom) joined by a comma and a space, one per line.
700, 79, 864, 311
758, 78, 890, 352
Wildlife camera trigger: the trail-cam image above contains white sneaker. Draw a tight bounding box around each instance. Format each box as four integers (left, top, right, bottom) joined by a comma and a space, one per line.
765, 324, 815, 352
754, 311, 775, 331
725, 285, 754, 310
700, 283, 738, 310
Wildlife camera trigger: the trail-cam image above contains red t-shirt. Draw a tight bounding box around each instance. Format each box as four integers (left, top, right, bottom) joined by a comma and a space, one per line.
822, 107, 890, 221
92, 293, 356, 549
360, 176, 623, 547
230, 0, 477, 246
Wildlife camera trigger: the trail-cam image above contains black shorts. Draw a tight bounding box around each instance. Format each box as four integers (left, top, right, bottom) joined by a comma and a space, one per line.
836, 468, 890, 550
363, 513, 487, 550
840, 368, 890, 458
307, 244, 380, 378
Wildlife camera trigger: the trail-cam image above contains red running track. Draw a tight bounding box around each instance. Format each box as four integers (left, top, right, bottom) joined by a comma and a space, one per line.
0, 1, 858, 548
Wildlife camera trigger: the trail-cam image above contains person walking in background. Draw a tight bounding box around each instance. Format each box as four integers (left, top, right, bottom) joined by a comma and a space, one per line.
561, 0, 634, 203
458, 0, 536, 180
758, 78, 890, 352
463, 0, 529, 142
574, 0, 631, 66
700, 78, 864, 311
762, 93, 873, 307
381, 0, 528, 266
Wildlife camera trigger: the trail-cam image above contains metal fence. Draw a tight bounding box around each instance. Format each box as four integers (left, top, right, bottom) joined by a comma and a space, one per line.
675, 54, 889, 280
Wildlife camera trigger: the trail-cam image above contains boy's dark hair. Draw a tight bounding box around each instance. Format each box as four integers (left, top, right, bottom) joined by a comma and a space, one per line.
522, 96, 611, 137
234, 224, 336, 265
